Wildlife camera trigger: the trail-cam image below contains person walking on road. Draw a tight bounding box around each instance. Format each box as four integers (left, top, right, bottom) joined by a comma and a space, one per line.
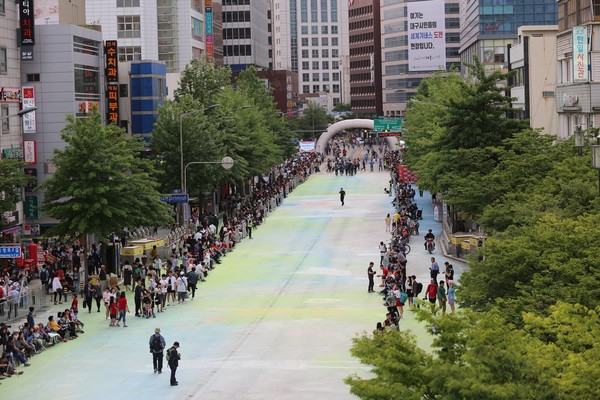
149, 327, 166, 374
339, 188, 346, 206
167, 341, 181, 386
246, 216, 254, 239
367, 262, 376, 293
430, 257, 440, 282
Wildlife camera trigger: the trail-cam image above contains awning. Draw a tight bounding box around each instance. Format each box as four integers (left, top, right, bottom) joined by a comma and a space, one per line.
1, 226, 22, 235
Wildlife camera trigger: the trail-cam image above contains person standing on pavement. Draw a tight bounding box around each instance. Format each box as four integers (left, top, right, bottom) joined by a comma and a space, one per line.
186, 267, 198, 299
430, 257, 440, 282
246, 217, 254, 239
52, 273, 62, 305
167, 341, 181, 386
116, 291, 129, 327
149, 327, 166, 374
134, 279, 143, 317
83, 278, 94, 312
367, 262, 376, 293
339, 188, 346, 206
447, 281, 456, 313
426, 279, 438, 305
437, 280, 447, 313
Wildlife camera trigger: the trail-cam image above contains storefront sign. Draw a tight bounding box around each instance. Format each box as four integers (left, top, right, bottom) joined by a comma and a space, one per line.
19, 0, 35, 46
23, 140, 36, 164
2, 147, 23, 160
24, 195, 39, 219
104, 40, 120, 125
106, 84, 120, 125
22, 86, 36, 133
1, 88, 21, 102
573, 26, 589, 83
205, 0, 213, 60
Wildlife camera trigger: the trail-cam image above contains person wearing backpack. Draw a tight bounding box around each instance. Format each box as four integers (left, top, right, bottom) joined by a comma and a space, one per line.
149, 327, 166, 374
166, 341, 181, 386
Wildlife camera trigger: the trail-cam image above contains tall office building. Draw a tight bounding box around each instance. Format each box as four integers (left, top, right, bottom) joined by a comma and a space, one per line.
272, 0, 350, 109
459, 0, 558, 71
348, 0, 383, 117
380, 0, 461, 117
86, 0, 209, 73
222, 0, 270, 70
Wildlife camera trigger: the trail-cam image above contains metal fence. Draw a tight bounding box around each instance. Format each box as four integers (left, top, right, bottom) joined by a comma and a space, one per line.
0, 285, 49, 323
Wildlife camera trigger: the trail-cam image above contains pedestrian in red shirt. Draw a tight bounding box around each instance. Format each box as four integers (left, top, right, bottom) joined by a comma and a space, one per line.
426, 279, 438, 304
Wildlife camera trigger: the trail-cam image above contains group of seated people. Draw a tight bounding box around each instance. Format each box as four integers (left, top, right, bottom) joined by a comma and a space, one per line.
0, 306, 84, 382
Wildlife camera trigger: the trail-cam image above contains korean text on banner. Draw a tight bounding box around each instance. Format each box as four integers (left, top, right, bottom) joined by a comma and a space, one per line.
299, 141, 316, 153
572, 26, 589, 83
407, 0, 446, 72
22, 86, 36, 133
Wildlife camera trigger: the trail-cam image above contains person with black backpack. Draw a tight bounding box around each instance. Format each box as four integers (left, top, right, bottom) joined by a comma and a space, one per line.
166, 341, 181, 386
149, 327, 166, 374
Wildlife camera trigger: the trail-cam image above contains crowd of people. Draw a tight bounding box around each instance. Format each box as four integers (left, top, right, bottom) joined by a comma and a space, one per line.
371, 151, 457, 334
324, 137, 390, 176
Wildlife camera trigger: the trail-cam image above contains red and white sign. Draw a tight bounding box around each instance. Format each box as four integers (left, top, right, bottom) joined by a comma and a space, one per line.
22, 86, 36, 133
299, 141, 316, 153
23, 140, 36, 164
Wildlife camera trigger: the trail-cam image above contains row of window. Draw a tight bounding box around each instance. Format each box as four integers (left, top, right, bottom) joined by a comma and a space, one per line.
301, 60, 340, 70
117, 0, 140, 7
349, 5, 373, 18
350, 86, 376, 95
384, 62, 460, 75
351, 99, 377, 108
301, 84, 340, 94
301, 72, 341, 82
350, 45, 375, 57
117, 15, 141, 38
384, 47, 459, 62
350, 73, 373, 83
222, 0, 250, 5
349, 19, 373, 30
119, 46, 142, 61
223, 28, 252, 40
301, 25, 339, 35
224, 45, 252, 57
301, 37, 339, 46
300, 49, 340, 58
350, 59, 371, 70
350, 32, 374, 44
222, 11, 251, 23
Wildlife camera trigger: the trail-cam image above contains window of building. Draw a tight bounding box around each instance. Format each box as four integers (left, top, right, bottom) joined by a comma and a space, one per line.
73, 36, 100, 56
312, 38, 319, 46
0, 47, 7, 74
313, 84, 320, 92
331, 37, 338, 46
0, 0, 4, 15
1, 105, 8, 133
312, 61, 319, 69
302, 50, 309, 58
333, 84, 339, 93
27, 73, 40, 82
333, 72, 339, 81
302, 38, 309, 46
322, 72, 329, 81
332, 61, 339, 69
322, 49, 329, 57
322, 61, 329, 69
322, 37, 328, 46
311, 0, 318, 22
322, 26, 328, 34
118, 46, 142, 62
445, 18, 459, 29
444, 3, 459, 13
312, 49, 319, 57
192, 17, 203, 41
117, 0, 140, 6
73, 64, 101, 101
302, 61, 309, 69
323, 84, 329, 93
303, 85, 310, 93
117, 15, 141, 38
313, 73, 320, 81
331, 26, 338, 34
302, 26, 308, 34
303, 73, 310, 81
332, 49, 338, 58
312, 26, 319, 34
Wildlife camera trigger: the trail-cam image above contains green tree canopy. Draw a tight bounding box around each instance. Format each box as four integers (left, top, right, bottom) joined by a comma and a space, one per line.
41, 111, 172, 238
0, 159, 35, 216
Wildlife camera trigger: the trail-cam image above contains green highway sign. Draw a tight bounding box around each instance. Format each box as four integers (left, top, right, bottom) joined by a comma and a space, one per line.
373, 117, 402, 132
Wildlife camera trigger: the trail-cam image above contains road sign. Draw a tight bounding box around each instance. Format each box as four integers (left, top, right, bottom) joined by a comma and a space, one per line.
0, 245, 22, 258
373, 117, 402, 132
160, 194, 189, 204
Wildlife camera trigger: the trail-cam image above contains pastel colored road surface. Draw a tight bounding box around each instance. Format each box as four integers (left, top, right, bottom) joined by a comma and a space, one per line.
0, 170, 463, 400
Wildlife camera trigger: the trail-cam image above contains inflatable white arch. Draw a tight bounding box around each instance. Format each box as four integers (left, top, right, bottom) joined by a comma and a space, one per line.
314, 118, 400, 154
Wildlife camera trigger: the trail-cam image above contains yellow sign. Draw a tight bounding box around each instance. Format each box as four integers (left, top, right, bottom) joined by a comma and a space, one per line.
461, 240, 471, 250
121, 246, 144, 256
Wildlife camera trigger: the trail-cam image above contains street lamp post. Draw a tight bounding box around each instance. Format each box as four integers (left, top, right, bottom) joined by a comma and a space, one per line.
183, 156, 235, 223
574, 126, 584, 156
591, 135, 600, 197
0, 107, 38, 158
178, 104, 220, 225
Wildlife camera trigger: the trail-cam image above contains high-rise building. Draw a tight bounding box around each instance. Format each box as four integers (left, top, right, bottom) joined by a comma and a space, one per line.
380, 0, 461, 117
86, 0, 211, 73
272, 0, 350, 110
348, 0, 383, 117
459, 0, 558, 71
222, 0, 271, 70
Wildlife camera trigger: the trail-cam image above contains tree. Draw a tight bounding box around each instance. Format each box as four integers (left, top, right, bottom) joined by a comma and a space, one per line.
41, 111, 172, 238
0, 159, 35, 216
174, 58, 231, 105
333, 102, 352, 112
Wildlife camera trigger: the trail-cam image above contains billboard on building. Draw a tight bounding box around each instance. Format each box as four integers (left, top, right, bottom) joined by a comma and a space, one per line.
34, 0, 59, 25
19, 0, 35, 46
205, 0, 214, 61
572, 26, 589, 83
407, 0, 446, 72
22, 86, 36, 134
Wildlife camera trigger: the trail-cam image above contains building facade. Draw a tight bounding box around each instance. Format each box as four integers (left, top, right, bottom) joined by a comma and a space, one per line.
222, 0, 270, 70
128, 61, 167, 141
507, 25, 558, 136
20, 24, 105, 226
554, 1, 600, 140
459, 0, 558, 72
348, 0, 383, 117
272, 0, 350, 110
381, 0, 461, 118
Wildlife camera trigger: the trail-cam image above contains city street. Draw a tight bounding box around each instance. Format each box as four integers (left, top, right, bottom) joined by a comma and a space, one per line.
1, 168, 464, 400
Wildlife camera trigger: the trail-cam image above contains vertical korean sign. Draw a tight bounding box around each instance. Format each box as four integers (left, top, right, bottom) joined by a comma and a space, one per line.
20, 0, 35, 46
23, 140, 36, 164
572, 26, 589, 83
407, 0, 446, 72
205, 0, 214, 61
104, 40, 120, 125
22, 86, 36, 133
